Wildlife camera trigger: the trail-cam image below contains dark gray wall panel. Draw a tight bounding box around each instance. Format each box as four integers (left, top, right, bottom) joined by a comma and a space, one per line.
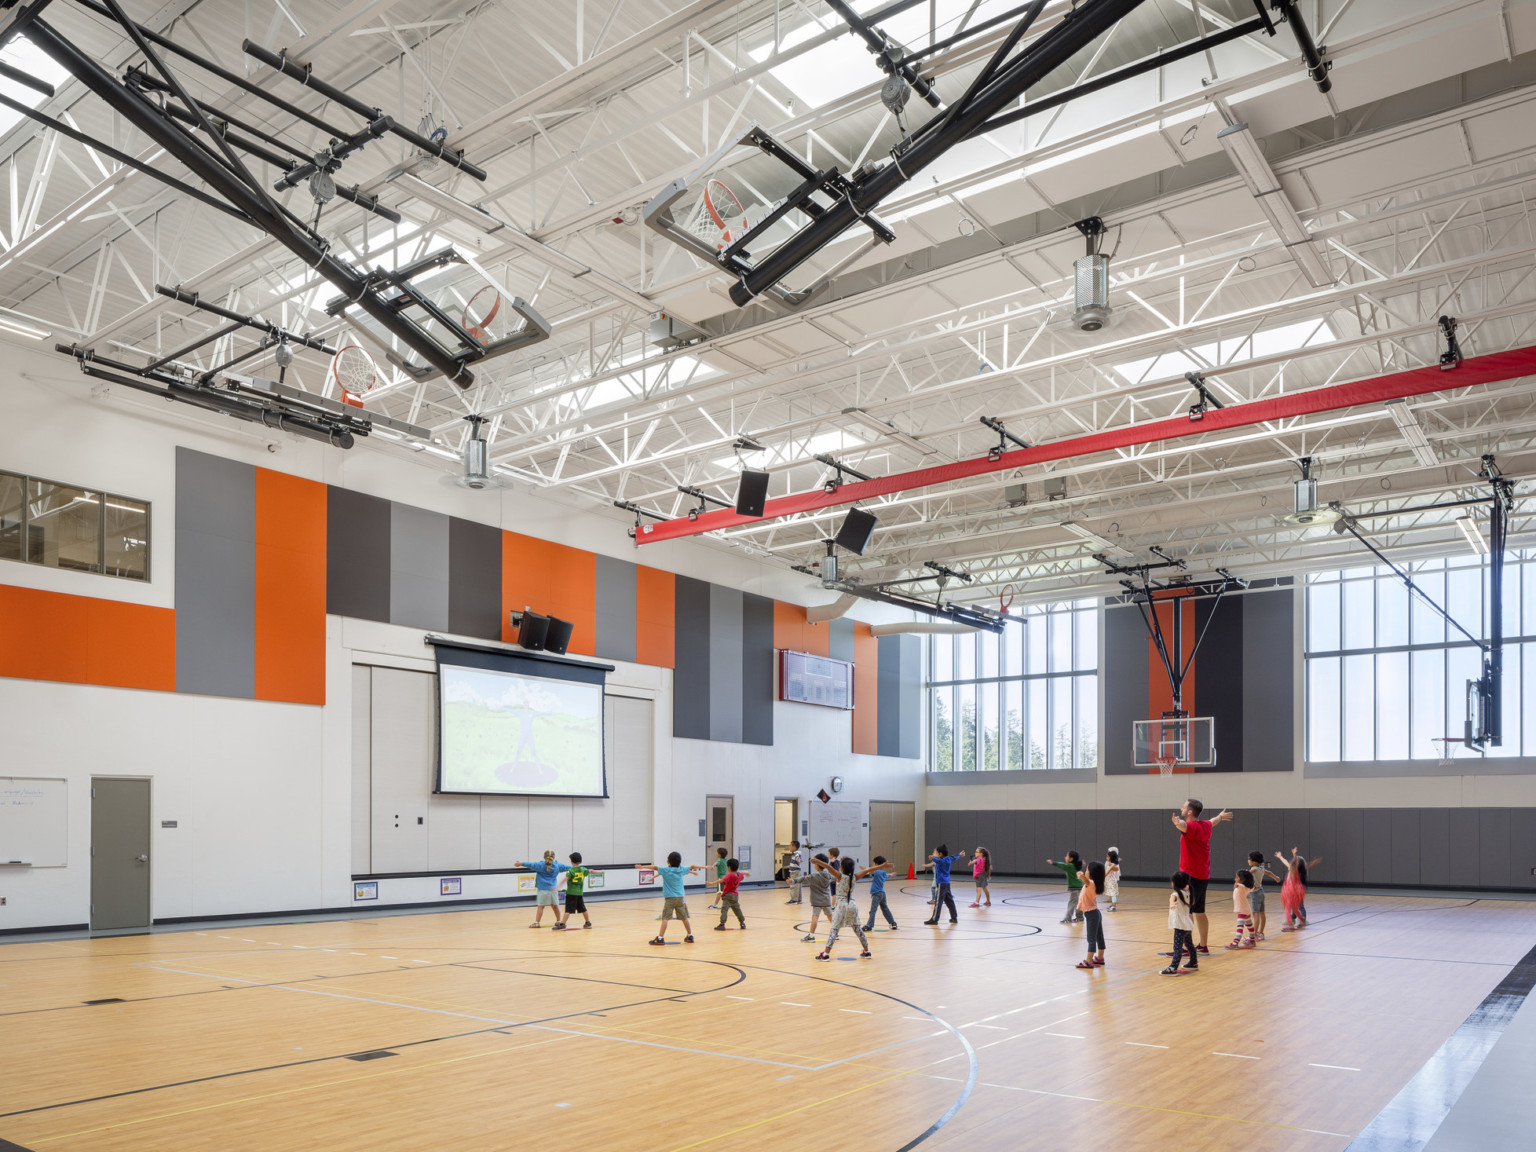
326, 485, 391, 622
1479, 808, 1512, 888
1511, 809, 1536, 886
877, 635, 901, 758
1419, 808, 1451, 887
672, 576, 711, 740
1447, 809, 1479, 887
593, 553, 637, 663
1242, 588, 1296, 771
176, 449, 254, 699
708, 585, 744, 743
899, 634, 922, 758
1283, 809, 1312, 863
1258, 810, 1286, 872
389, 501, 449, 631
1103, 602, 1149, 774
1308, 809, 1337, 884
1333, 808, 1364, 884
1210, 815, 1237, 882
828, 617, 856, 663
447, 516, 502, 639
1391, 809, 1421, 886
741, 592, 775, 747
1361, 810, 1392, 885
1194, 593, 1244, 771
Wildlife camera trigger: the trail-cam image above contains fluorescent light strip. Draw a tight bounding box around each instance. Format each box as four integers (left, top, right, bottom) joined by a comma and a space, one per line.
1385, 399, 1439, 467
1456, 514, 1487, 555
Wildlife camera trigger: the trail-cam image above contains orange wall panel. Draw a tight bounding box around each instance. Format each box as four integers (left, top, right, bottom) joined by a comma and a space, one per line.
501, 532, 598, 655
502, 532, 551, 643
253, 468, 327, 705
0, 584, 174, 692
771, 600, 830, 656
635, 565, 675, 668
852, 623, 880, 755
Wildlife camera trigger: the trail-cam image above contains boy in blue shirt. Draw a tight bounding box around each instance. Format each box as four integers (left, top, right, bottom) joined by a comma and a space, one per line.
642, 851, 705, 944
514, 850, 570, 928
858, 855, 898, 932
920, 843, 968, 925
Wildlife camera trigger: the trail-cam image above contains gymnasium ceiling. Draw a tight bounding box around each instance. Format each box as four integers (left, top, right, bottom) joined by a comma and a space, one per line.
6, 0, 1536, 608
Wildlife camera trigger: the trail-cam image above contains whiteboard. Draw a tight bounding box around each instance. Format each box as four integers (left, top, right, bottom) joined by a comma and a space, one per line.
0, 777, 68, 867
810, 801, 863, 849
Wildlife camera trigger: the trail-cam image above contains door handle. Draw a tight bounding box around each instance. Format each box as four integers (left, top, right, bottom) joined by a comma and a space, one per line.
135, 855, 149, 863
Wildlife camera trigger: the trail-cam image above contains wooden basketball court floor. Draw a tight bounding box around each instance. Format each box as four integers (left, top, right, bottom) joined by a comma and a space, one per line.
3, 880, 1532, 1151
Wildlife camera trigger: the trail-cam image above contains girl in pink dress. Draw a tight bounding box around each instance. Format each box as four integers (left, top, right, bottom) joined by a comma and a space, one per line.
1275, 846, 1322, 930
969, 846, 992, 907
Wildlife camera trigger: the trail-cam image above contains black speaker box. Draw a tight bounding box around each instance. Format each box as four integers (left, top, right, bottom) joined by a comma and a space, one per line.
545, 616, 574, 656
517, 610, 550, 650
735, 469, 771, 517
835, 507, 878, 555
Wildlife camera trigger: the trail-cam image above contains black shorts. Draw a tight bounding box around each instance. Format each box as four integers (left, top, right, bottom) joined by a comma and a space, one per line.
564, 893, 586, 913
1187, 877, 1209, 915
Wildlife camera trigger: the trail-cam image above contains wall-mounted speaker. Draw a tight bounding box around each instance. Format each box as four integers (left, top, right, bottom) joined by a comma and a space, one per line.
735, 469, 771, 517
517, 610, 549, 650
835, 507, 878, 556
545, 616, 574, 656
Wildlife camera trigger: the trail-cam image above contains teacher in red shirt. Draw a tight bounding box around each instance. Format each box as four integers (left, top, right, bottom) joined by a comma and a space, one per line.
1172, 798, 1232, 954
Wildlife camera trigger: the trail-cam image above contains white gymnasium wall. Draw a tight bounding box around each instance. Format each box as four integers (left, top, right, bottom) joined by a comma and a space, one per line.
0, 337, 924, 930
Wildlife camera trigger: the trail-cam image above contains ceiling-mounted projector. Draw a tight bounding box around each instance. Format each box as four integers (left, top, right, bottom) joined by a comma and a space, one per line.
1070, 216, 1113, 333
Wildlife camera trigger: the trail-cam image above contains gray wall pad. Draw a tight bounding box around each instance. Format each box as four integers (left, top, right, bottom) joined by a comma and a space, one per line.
742, 593, 775, 747
447, 516, 502, 640
672, 576, 711, 740
389, 502, 450, 632
594, 553, 638, 663
175, 447, 255, 698
708, 584, 744, 743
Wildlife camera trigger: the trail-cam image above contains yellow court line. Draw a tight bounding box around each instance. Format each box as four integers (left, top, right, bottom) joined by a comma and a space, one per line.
28, 1031, 577, 1144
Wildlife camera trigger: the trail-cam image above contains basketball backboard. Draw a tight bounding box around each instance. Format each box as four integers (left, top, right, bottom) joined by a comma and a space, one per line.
1132, 716, 1215, 771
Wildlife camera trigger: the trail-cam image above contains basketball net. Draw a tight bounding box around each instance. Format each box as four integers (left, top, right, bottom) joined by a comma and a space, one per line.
689, 178, 750, 253
1157, 755, 1179, 777
1432, 738, 1455, 767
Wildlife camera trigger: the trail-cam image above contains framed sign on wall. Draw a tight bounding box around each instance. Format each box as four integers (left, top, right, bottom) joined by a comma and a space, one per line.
779, 650, 854, 710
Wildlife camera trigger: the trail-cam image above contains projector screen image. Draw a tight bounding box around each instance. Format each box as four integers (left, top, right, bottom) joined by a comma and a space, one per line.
438, 664, 606, 797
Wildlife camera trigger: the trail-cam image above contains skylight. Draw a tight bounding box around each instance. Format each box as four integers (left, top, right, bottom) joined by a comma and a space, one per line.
0, 37, 70, 139
1113, 318, 1338, 386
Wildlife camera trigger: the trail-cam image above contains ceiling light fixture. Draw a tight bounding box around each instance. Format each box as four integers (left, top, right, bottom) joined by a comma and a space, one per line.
1456, 512, 1488, 555
1217, 123, 1332, 289
1384, 398, 1439, 468
841, 407, 934, 455
0, 314, 50, 340
1061, 521, 1130, 555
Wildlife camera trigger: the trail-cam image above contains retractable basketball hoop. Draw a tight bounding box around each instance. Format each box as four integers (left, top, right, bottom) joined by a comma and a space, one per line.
690, 178, 752, 252
459, 286, 502, 346
330, 344, 378, 407
1133, 716, 1216, 774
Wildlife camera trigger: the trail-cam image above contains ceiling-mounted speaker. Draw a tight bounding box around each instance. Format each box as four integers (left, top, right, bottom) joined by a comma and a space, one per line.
545, 616, 574, 656
517, 610, 550, 650
835, 507, 878, 556
735, 469, 771, 517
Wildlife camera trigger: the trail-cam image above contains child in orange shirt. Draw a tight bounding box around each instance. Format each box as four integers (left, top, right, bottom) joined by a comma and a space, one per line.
1074, 860, 1107, 969
1226, 869, 1256, 949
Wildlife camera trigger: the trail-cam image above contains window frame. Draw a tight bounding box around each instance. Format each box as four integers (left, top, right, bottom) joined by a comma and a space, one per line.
0, 467, 152, 583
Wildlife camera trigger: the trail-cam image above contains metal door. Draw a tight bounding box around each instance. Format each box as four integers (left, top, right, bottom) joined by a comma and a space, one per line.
871, 800, 917, 875
90, 777, 151, 930
706, 795, 733, 854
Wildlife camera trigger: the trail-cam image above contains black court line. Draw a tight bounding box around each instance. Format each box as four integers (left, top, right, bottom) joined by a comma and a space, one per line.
0, 958, 748, 1121
1346, 939, 1536, 1151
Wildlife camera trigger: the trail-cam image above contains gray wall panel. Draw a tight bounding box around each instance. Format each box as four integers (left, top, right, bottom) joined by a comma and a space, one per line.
446, 516, 502, 639
1333, 809, 1364, 884
1103, 601, 1149, 774
1258, 810, 1286, 871
326, 486, 391, 622
389, 502, 449, 631
1479, 808, 1512, 888
1242, 588, 1296, 771
1283, 809, 1312, 862
741, 593, 775, 747
1447, 809, 1479, 887
1361, 810, 1392, 885
877, 635, 901, 757
672, 576, 712, 740
828, 617, 856, 663
1308, 809, 1337, 883
1419, 808, 1452, 887
1210, 814, 1236, 882
708, 585, 744, 743
594, 554, 638, 663
1391, 809, 1421, 886
176, 449, 254, 699
1511, 809, 1536, 886
899, 635, 922, 758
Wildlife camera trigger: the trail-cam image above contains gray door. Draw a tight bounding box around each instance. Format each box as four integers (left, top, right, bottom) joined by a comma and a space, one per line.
706, 795, 733, 853
871, 800, 916, 877
91, 777, 151, 930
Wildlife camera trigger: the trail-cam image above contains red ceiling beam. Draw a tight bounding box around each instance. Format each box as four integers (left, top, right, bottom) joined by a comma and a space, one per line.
633, 345, 1536, 545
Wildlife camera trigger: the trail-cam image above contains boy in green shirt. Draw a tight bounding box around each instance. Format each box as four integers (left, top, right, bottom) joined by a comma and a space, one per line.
1047, 850, 1085, 925
554, 851, 603, 930
708, 846, 729, 909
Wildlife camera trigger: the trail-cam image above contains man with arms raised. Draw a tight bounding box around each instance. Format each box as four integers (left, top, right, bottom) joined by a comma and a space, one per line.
1172, 799, 1232, 954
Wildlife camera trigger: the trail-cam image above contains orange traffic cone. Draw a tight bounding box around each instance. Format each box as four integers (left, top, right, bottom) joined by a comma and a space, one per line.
906, 862, 916, 880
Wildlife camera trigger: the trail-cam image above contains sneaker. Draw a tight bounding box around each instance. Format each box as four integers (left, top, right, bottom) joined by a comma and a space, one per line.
969, 902, 980, 908
922, 920, 939, 926
649, 937, 666, 945
739, 924, 747, 930
551, 923, 567, 931
714, 924, 728, 931
802, 933, 817, 942
1059, 919, 1073, 925
815, 952, 830, 961
889, 925, 898, 931
1225, 940, 1242, 950
859, 950, 872, 958
1182, 963, 1199, 971
684, 935, 695, 943
1241, 940, 1256, 948
949, 920, 958, 924
582, 922, 593, 929
1196, 945, 1209, 954
1257, 932, 1266, 941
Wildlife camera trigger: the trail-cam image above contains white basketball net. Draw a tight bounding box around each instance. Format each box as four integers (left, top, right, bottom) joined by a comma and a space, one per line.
1432, 738, 1456, 767
689, 178, 751, 253
1157, 755, 1178, 777
331, 345, 377, 398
